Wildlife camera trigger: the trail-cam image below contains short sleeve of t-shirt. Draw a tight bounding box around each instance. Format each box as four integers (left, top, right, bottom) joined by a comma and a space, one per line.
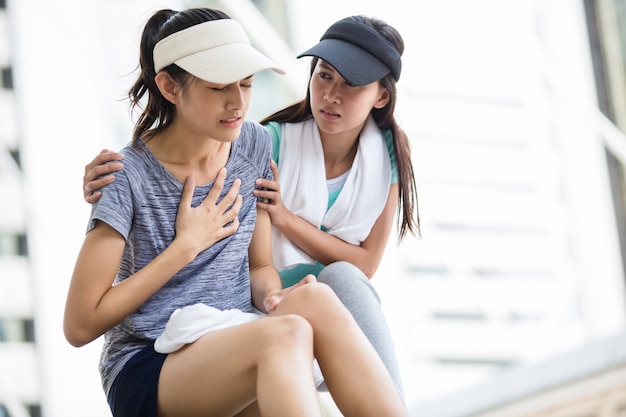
383, 129, 398, 184
87, 158, 135, 239
264, 121, 282, 165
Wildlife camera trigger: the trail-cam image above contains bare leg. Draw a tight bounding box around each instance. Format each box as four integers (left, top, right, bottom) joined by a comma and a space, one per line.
234, 401, 262, 417
155, 282, 407, 417
157, 314, 322, 417
270, 282, 409, 417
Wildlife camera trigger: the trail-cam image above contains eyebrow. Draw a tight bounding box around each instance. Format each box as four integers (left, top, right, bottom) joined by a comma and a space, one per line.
318, 61, 335, 72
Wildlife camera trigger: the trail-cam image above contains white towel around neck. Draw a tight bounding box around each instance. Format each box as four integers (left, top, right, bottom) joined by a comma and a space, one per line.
272, 116, 391, 272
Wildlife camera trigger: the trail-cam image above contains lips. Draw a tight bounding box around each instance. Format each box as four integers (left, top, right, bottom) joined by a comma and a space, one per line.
221, 116, 241, 123
320, 108, 340, 118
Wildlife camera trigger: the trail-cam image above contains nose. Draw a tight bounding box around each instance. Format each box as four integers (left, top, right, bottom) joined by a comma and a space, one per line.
323, 82, 341, 104
227, 85, 245, 110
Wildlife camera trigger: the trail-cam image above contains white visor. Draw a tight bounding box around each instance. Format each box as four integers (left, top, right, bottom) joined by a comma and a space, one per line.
153, 19, 284, 84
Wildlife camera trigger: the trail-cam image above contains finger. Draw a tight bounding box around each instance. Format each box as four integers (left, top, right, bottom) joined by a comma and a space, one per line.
256, 200, 268, 212
85, 191, 102, 204
233, 191, 243, 212
215, 178, 241, 213
96, 149, 124, 162
270, 159, 279, 181
203, 167, 227, 206
84, 175, 116, 194
220, 193, 242, 228
255, 162, 279, 191
252, 187, 276, 202
179, 176, 196, 209
294, 274, 317, 287
91, 161, 124, 177
83, 162, 123, 191
220, 199, 241, 235
264, 294, 281, 312
85, 151, 124, 174
274, 275, 316, 301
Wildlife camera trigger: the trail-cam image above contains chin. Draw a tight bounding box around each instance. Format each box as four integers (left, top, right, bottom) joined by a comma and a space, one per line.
218, 127, 242, 143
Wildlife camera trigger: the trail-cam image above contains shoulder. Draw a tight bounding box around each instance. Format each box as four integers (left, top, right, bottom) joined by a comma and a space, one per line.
115, 143, 151, 181
119, 142, 149, 167
382, 129, 398, 184
263, 121, 281, 141
382, 129, 394, 156
241, 120, 270, 138
238, 121, 272, 151
96, 145, 143, 199
261, 121, 282, 163
233, 121, 272, 171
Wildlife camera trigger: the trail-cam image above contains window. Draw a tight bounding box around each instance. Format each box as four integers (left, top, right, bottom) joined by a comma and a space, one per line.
1, 67, 13, 90
0, 233, 16, 255
586, 0, 626, 287
26, 403, 42, 417
0, 233, 28, 256
0, 318, 35, 343
9, 148, 20, 168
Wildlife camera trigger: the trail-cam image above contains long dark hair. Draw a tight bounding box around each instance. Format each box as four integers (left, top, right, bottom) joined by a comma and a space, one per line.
128, 8, 231, 146
261, 15, 420, 239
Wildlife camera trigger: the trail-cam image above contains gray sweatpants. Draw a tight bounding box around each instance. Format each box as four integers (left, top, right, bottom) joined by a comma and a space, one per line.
316, 261, 405, 400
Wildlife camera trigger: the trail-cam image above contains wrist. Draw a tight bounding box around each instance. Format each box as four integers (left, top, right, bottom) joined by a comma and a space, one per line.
168, 238, 200, 264
272, 208, 291, 230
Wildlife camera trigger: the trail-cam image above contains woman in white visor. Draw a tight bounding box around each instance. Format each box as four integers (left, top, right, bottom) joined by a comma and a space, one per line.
64, 7, 408, 417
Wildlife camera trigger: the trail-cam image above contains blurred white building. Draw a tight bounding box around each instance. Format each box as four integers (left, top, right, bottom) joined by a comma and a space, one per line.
0, 0, 624, 416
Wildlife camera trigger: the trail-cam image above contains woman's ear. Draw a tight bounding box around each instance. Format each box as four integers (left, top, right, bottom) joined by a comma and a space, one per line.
154, 72, 180, 104
373, 88, 390, 109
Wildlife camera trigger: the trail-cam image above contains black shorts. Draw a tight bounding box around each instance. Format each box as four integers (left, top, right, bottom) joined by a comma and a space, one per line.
107, 343, 167, 417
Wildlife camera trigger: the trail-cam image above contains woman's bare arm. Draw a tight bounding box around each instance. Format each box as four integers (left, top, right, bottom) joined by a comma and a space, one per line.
256, 163, 399, 279
63, 221, 198, 347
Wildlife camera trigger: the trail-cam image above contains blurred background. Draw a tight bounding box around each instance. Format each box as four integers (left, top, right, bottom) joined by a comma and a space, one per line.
1, 0, 626, 416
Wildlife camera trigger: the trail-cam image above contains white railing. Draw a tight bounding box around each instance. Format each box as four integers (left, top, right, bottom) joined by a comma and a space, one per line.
542, 56, 626, 165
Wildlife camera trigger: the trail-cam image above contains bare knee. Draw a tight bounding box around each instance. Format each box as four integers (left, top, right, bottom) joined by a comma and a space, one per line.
296, 281, 339, 302
261, 314, 314, 354
285, 282, 352, 323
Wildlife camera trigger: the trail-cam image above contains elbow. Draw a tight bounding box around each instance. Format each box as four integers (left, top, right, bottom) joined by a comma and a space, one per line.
362, 265, 376, 279
64, 328, 88, 348
349, 260, 376, 279
64, 334, 87, 348
63, 320, 97, 348
66, 338, 87, 348
64, 329, 94, 348
358, 258, 379, 279
353, 249, 382, 279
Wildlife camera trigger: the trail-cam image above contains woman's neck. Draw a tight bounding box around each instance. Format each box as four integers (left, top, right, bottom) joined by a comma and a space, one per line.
319, 129, 360, 180
146, 127, 231, 185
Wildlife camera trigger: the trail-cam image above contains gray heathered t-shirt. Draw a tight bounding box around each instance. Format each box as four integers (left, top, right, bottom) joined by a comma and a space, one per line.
89, 121, 273, 397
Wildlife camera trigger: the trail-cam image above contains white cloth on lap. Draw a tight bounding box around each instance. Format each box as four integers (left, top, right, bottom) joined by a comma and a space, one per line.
155, 303, 324, 387
155, 303, 261, 353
